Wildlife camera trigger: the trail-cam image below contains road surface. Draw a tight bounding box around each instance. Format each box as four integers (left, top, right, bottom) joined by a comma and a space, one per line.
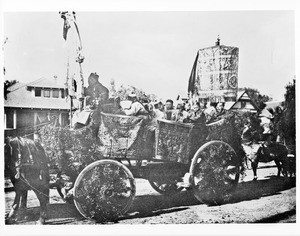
4, 163, 296, 225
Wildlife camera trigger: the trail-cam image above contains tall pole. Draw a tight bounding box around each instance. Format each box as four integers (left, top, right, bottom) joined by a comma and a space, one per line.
60, 11, 85, 128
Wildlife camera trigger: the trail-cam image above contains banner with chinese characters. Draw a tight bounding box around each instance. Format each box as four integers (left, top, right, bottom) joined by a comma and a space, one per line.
188, 45, 239, 102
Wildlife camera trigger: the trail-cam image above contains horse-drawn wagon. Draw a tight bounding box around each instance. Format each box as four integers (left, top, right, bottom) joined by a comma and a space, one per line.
37, 111, 244, 222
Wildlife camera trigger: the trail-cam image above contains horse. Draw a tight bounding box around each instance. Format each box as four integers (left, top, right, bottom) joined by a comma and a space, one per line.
250, 142, 289, 180
5, 137, 50, 224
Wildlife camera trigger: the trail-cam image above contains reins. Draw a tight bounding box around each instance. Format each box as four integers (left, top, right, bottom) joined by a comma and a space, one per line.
6, 137, 62, 203
17, 174, 51, 200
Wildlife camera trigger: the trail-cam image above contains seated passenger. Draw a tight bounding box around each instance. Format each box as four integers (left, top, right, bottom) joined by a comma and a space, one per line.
154, 101, 164, 112
172, 103, 188, 122
215, 102, 226, 118
204, 101, 217, 123
145, 102, 162, 131
186, 102, 206, 125
163, 99, 175, 120
123, 93, 149, 119
184, 102, 191, 112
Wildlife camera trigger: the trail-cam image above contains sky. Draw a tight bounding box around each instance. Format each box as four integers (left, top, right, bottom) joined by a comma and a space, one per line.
2, 9, 296, 102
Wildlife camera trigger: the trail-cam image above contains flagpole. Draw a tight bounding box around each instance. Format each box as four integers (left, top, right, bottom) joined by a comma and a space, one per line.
70, 95, 73, 129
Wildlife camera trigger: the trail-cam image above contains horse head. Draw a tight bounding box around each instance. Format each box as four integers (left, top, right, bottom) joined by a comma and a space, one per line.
4, 137, 21, 171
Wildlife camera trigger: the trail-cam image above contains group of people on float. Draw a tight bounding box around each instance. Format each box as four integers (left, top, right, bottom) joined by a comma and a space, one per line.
80, 72, 227, 128
105, 92, 227, 126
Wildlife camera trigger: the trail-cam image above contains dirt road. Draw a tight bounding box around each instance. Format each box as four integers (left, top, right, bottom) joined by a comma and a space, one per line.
4, 163, 296, 225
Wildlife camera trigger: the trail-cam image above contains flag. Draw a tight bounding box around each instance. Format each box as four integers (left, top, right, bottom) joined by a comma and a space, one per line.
60, 11, 70, 40
188, 52, 199, 95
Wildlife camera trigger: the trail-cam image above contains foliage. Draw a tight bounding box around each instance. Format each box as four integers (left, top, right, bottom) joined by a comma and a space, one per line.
38, 124, 102, 181
4, 80, 18, 99
109, 78, 157, 102
208, 110, 263, 170
239, 87, 272, 111
281, 79, 295, 145
215, 110, 263, 142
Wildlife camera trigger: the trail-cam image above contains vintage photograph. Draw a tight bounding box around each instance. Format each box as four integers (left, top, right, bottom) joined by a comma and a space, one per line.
2, 1, 297, 233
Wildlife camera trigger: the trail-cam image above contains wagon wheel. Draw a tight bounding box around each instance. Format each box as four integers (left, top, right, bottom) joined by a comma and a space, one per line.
148, 180, 183, 195
190, 140, 240, 205
73, 159, 136, 222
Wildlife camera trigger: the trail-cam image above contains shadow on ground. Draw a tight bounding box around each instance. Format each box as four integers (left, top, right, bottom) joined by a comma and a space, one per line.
7, 176, 295, 224
231, 176, 296, 204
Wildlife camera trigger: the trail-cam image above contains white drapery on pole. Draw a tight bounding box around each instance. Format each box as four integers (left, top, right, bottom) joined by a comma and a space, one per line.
60, 11, 85, 101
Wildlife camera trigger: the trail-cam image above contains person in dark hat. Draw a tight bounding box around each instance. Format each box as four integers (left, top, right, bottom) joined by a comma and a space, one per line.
84, 72, 109, 109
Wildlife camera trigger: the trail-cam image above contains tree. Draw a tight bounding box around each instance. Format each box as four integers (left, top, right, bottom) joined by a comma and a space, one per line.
4, 80, 18, 99
239, 87, 272, 111
281, 79, 295, 146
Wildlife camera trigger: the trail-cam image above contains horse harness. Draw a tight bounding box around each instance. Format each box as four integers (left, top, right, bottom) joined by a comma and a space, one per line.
6, 137, 55, 201
8, 137, 43, 181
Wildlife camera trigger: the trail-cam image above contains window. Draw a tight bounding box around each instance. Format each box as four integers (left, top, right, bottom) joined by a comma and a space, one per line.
5, 109, 14, 129
44, 89, 50, 97
61, 89, 65, 98
35, 88, 41, 97
241, 101, 246, 108
52, 89, 59, 98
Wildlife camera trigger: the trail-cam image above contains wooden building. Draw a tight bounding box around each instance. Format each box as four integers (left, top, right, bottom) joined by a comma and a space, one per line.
224, 90, 259, 113
4, 77, 70, 139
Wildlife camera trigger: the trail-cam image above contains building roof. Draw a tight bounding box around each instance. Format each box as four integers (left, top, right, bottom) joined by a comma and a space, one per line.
7, 82, 27, 92
224, 90, 259, 112
224, 101, 235, 110
264, 100, 284, 110
26, 77, 65, 89
5, 78, 70, 110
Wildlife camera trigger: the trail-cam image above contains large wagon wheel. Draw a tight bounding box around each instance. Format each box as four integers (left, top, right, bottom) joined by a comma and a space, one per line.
73, 159, 136, 222
190, 140, 240, 205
